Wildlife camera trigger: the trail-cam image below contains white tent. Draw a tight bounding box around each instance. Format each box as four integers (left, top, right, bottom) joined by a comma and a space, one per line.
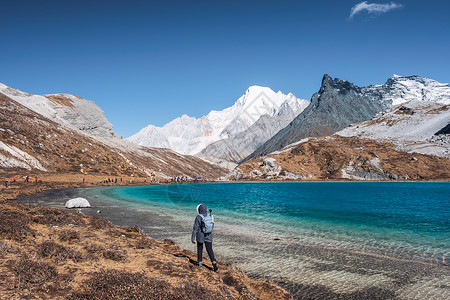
65, 197, 91, 208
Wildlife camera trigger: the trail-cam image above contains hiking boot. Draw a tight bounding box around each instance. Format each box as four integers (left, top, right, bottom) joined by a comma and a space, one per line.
197, 261, 203, 267
213, 263, 218, 272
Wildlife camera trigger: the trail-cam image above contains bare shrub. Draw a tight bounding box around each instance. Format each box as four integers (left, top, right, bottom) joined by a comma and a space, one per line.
163, 238, 176, 245
0, 241, 8, 250
89, 216, 113, 229
69, 269, 175, 299
0, 209, 34, 240
83, 243, 105, 254
135, 237, 156, 249
222, 272, 252, 295
58, 229, 80, 243
102, 248, 128, 262
0, 241, 9, 257
174, 281, 224, 300
146, 259, 191, 278
31, 206, 85, 226
37, 240, 83, 263
105, 228, 124, 237
12, 255, 58, 286
125, 225, 143, 233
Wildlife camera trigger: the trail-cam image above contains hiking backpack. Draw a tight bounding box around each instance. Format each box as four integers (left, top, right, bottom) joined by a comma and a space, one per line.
199, 212, 214, 234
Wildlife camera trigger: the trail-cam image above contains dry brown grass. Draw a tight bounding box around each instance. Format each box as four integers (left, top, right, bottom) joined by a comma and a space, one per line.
11, 255, 58, 286
124, 225, 143, 233
37, 240, 83, 263
0, 200, 293, 300
238, 136, 450, 180
89, 215, 114, 229
0, 208, 34, 240
83, 242, 105, 254
44, 94, 75, 108
102, 248, 128, 262
135, 236, 156, 249
58, 229, 80, 243
30, 205, 86, 227
69, 269, 225, 300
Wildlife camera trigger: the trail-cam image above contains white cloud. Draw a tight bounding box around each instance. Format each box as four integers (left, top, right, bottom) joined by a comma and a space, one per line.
349, 1, 403, 19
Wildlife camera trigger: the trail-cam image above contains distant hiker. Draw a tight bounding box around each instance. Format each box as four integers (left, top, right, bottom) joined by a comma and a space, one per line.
13, 176, 16, 182
25, 176, 29, 182
191, 204, 218, 271
4, 181, 8, 188
35, 176, 38, 183
83, 178, 85, 184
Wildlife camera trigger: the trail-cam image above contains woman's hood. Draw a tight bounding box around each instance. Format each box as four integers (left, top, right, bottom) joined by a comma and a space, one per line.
196, 203, 207, 216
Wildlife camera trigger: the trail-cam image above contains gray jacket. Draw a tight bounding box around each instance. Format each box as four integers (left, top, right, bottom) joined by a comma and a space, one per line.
191, 203, 213, 243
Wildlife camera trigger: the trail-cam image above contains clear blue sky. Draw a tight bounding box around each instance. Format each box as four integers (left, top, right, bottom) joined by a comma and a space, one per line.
1, 0, 449, 137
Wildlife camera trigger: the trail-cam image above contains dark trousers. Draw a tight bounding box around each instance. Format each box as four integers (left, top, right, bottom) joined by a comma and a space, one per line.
197, 241, 216, 264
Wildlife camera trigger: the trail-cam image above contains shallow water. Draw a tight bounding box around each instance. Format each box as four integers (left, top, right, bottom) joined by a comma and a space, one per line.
19, 182, 450, 299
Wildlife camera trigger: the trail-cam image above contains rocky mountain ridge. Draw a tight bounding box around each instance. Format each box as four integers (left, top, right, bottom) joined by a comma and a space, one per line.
0, 83, 117, 137
230, 136, 450, 181
2, 74, 448, 181
245, 74, 450, 161
0, 92, 227, 178
230, 99, 450, 181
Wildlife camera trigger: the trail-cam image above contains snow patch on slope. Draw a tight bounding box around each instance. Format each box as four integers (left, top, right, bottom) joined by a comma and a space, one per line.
364, 75, 450, 106
0, 140, 46, 170
337, 101, 450, 158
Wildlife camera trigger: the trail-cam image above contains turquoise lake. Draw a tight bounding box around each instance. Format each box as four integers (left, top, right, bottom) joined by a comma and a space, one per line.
19, 182, 450, 299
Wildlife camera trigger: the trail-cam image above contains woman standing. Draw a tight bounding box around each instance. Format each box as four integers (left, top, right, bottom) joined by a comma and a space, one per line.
191, 203, 218, 271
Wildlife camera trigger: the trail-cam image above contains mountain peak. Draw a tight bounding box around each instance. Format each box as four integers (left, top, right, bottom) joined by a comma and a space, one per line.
319, 74, 358, 94
128, 86, 307, 156
236, 86, 276, 107
321, 74, 332, 83
246, 85, 269, 91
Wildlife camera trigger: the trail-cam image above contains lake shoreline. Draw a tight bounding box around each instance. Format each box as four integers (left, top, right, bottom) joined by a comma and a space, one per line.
1, 180, 294, 299
16, 182, 450, 299
1, 169, 448, 202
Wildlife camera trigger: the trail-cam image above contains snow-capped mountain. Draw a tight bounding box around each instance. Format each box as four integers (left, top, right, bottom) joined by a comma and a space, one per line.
127, 86, 309, 157
246, 74, 450, 161
197, 95, 309, 165
363, 75, 450, 106
231, 99, 450, 181
0, 82, 117, 137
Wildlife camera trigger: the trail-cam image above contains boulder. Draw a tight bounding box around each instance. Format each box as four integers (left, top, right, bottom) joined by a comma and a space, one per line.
65, 197, 91, 208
